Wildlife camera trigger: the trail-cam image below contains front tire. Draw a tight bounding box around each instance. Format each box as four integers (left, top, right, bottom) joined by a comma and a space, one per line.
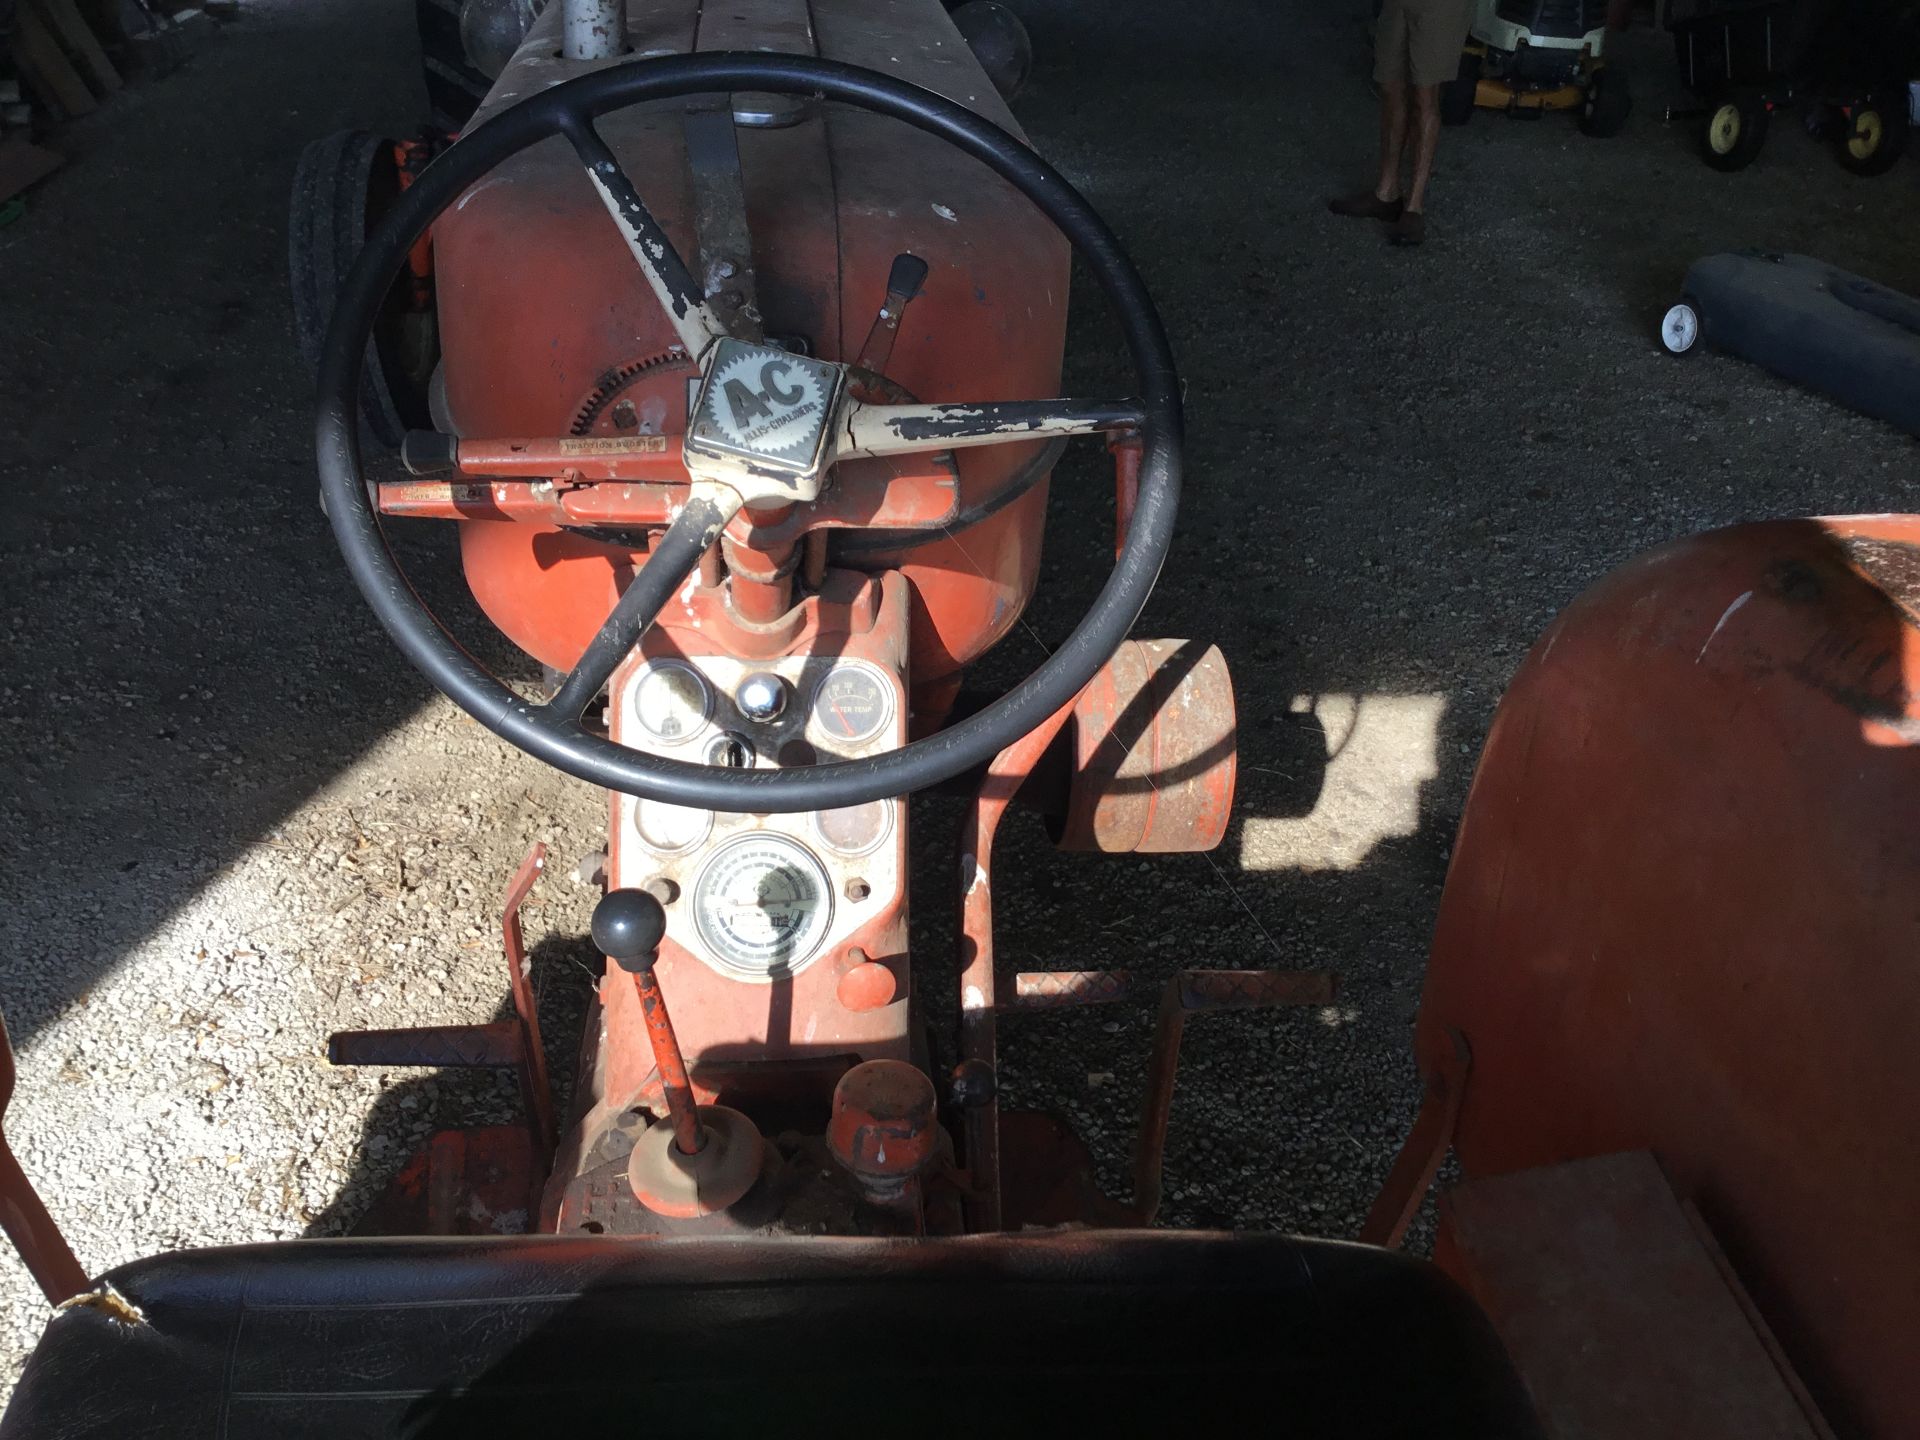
1579, 67, 1631, 137
1701, 93, 1769, 171
1834, 98, 1909, 176
288, 131, 436, 451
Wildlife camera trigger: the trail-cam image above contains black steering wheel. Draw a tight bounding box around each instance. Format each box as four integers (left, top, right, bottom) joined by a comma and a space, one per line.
316, 53, 1181, 814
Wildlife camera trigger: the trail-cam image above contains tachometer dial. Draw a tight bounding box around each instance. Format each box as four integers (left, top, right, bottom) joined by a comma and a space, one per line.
631, 661, 710, 746
809, 663, 892, 745
691, 834, 833, 979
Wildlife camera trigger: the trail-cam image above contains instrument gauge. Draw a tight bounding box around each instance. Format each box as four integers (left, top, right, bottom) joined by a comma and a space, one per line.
813, 800, 893, 857
631, 661, 710, 746
809, 663, 893, 745
634, 798, 712, 855
691, 834, 834, 979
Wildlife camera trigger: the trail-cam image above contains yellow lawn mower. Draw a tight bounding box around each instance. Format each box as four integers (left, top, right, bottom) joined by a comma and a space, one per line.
1442, 0, 1632, 135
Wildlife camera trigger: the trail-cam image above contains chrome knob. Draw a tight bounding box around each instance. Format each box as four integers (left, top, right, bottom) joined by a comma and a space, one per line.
735, 672, 787, 722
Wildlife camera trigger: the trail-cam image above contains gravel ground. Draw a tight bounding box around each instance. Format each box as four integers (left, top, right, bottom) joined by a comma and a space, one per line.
4, 0, 1920, 1399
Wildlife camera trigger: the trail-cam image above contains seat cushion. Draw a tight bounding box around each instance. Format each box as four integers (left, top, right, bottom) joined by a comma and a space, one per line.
2, 1231, 1539, 1438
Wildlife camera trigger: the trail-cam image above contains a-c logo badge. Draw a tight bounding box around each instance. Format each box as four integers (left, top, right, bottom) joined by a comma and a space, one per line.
710, 347, 827, 455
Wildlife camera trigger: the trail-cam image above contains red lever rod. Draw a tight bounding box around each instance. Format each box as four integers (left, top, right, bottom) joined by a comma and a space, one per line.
631, 968, 703, 1156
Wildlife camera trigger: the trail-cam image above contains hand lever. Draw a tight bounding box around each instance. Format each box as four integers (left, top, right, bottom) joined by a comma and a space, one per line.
593, 889, 703, 1156
853, 252, 929, 376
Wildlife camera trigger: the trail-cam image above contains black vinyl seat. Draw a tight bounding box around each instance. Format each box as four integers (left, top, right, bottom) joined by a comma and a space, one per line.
1, 1230, 1540, 1438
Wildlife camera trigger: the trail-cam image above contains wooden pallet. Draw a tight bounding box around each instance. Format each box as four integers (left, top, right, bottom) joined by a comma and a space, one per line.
10, 0, 124, 122
1440, 1151, 1835, 1440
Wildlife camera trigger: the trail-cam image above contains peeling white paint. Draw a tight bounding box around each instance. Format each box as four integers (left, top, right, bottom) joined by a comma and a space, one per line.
932, 203, 958, 223
1697, 590, 1753, 663
960, 851, 987, 895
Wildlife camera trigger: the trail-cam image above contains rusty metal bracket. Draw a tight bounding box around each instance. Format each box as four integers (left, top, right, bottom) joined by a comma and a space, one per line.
956, 703, 1080, 1232
1358, 1026, 1471, 1249
0, 1011, 90, 1305
1009, 969, 1132, 1010
1127, 968, 1338, 1225
329, 842, 556, 1165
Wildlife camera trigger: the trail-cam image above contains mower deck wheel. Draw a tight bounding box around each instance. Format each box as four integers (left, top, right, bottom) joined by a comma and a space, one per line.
1702, 93, 1768, 171
1660, 301, 1701, 356
1579, 66, 1631, 138
1834, 99, 1909, 176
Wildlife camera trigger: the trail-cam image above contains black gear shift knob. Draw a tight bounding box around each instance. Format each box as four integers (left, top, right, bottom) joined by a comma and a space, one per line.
592, 889, 668, 973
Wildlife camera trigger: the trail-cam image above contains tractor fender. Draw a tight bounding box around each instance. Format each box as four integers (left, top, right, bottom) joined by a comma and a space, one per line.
1416, 515, 1920, 1438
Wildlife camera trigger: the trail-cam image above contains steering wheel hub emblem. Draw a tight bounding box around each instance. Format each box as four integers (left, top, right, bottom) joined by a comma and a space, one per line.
686, 338, 846, 499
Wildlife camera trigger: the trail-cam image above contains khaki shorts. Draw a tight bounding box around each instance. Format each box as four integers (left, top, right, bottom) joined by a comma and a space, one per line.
1374, 0, 1474, 88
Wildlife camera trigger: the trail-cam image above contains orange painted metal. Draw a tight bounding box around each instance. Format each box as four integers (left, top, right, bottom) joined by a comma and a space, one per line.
719, 527, 798, 628
1128, 969, 1335, 1222
835, 960, 897, 1012
1440, 1152, 1833, 1440
349, 1125, 537, 1237
827, 1060, 938, 1185
1054, 639, 1238, 854
499, 842, 555, 1163
631, 969, 703, 1157
376, 477, 678, 526
1359, 1027, 1469, 1249
1410, 516, 1920, 1438
1009, 969, 1132, 1010
584, 571, 915, 1152
956, 700, 1078, 1231
447, 435, 685, 483
0, 1013, 88, 1304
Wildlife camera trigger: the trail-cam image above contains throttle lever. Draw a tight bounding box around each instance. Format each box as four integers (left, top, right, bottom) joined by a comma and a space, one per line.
853, 252, 929, 376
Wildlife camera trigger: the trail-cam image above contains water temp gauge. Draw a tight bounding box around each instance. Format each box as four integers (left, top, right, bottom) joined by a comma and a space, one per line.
631, 661, 710, 746
809, 663, 892, 745
691, 834, 834, 979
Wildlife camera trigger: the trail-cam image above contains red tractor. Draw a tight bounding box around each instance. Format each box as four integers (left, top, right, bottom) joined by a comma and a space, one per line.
0, 1, 1913, 1434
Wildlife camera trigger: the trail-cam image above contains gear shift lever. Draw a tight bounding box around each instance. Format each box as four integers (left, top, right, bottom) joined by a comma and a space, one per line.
592, 889, 701, 1155
592, 889, 766, 1217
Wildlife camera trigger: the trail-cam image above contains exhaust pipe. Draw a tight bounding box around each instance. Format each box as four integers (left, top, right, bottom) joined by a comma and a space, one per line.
563, 0, 627, 60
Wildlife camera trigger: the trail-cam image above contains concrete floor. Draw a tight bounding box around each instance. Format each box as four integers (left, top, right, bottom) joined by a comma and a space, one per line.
3, 0, 1919, 1398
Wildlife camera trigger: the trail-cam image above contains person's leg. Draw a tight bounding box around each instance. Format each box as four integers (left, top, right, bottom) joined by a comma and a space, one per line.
1390, 0, 1473, 242
1330, 0, 1411, 217
1404, 82, 1442, 212
1374, 78, 1409, 203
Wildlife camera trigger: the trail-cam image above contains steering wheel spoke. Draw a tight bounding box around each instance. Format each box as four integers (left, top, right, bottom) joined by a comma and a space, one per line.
839, 397, 1144, 459
560, 114, 731, 364
546, 481, 743, 719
